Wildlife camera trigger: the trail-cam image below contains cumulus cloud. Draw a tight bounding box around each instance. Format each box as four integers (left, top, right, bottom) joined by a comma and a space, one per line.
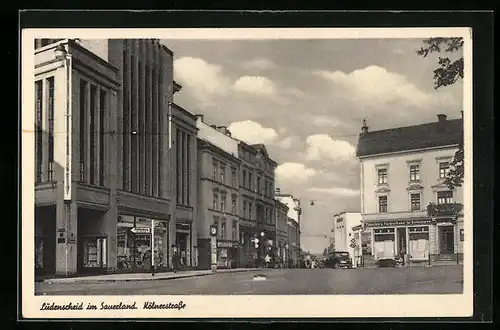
314, 65, 433, 108
227, 120, 278, 144
242, 58, 276, 70
276, 162, 318, 182
174, 57, 230, 100
305, 134, 356, 162
275, 136, 297, 149
311, 115, 350, 128
308, 187, 360, 197
232, 76, 277, 96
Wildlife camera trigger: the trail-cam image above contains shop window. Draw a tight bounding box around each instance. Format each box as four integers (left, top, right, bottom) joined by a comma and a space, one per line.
81, 237, 107, 269
378, 196, 388, 213
409, 164, 420, 182
439, 162, 450, 178
410, 193, 421, 211
437, 191, 453, 205
409, 226, 429, 259
377, 168, 388, 184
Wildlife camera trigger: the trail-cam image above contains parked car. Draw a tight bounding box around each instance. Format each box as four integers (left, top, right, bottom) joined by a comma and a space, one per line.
324, 251, 353, 269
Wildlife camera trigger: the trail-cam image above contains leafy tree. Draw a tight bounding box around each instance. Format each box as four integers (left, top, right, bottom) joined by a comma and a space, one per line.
417, 37, 464, 189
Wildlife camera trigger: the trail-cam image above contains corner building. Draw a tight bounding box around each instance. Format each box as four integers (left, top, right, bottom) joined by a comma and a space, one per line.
34, 39, 188, 276
356, 114, 464, 263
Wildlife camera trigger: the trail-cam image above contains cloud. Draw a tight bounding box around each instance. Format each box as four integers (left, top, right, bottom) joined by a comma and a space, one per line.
275, 136, 300, 149
174, 57, 230, 101
276, 162, 318, 182
242, 58, 276, 70
305, 134, 356, 162
227, 120, 278, 144
308, 187, 360, 197
311, 115, 350, 128
232, 76, 277, 96
314, 65, 433, 108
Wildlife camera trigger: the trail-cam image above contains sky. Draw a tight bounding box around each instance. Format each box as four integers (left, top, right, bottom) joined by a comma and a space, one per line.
162, 38, 463, 254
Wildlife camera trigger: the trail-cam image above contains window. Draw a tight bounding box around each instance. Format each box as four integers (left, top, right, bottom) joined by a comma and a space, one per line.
220, 164, 225, 184
35, 80, 43, 183
232, 221, 237, 240
213, 192, 219, 210
231, 168, 237, 187
242, 170, 247, 188
410, 193, 421, 211
220, 219, 226, 239
248, 203, 253, 219
212, 160, 218, 180
264, 181, 268, 196
378, 196, 388, 213
248, 173, 252, 190
437, 191, 453, 205
220, 194, 226, 212
47, 77, 55, 181
257, 177, 261, 193
439, 162, 450, 178
232, 197, 237, 214
409, 164, 420, 182
243, 201, 247, 218
377, 168, 388, 184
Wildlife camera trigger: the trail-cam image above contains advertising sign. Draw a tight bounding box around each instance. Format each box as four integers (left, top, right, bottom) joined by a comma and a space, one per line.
364, 219, 433, 228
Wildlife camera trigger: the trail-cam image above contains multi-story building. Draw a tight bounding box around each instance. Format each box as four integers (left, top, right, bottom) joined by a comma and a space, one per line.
332, 212, 362, 266
356, 114, 464, 263
275, 194, 302, 267
237, 142, 277, 267
196, 117, 241, 269
33, 38, 192, 276
275, 198, 289, 266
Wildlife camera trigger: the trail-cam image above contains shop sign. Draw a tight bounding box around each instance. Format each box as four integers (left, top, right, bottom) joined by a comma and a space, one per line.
217, 241, 233, 248
130, 227, 151, 234
365, 219, 433, 228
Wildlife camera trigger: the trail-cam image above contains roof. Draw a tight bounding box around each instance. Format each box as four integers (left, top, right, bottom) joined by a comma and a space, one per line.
356, 118, 463, 158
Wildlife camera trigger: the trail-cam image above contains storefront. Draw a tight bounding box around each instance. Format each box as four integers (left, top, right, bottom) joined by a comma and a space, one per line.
216, 240, 239, 268
116, 216, 169, 272
175, 222, 192, 268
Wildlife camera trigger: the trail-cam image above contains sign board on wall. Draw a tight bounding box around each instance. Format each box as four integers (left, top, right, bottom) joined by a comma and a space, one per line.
364, 219, 433, 228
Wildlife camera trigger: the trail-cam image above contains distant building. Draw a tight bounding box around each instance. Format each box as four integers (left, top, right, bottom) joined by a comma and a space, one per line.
332, 212, 362, 266
276, 194, 302, 267
275, 199, 289, 265
356, 114, 464, 262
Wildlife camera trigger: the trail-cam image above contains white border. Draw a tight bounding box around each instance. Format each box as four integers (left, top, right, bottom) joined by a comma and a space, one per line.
21, 27, 473, 319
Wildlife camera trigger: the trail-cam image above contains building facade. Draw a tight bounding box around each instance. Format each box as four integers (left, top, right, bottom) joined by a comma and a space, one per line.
34, 38, 191, 276
275, 199, 289, 266
275, 194, 302, 267
332, 212, 362, 266
356, 114, 464, 263
196, 117, 241, 269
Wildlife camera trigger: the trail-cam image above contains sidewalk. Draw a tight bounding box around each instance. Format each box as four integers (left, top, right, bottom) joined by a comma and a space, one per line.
44, 268, 259, 284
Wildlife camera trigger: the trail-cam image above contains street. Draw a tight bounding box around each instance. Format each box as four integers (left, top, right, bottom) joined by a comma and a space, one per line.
35, 265, 463, 295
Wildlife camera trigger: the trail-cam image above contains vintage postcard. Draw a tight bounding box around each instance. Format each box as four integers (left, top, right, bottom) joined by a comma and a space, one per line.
21, 27, 473, 319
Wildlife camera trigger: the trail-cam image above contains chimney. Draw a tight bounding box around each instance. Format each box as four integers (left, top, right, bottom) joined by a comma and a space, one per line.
361, 119, 369, 133
437, 114, 447, 122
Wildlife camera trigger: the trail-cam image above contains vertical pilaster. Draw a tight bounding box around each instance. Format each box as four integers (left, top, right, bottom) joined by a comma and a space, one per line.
133, 39, 140, 193
95, 87, 101, 185
139, 39, 146, 195
41, 78, 48, 182
85, 83, 91, 184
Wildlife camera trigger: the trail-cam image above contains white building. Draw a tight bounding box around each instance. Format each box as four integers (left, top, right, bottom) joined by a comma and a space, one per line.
356, 114, 464, 263
332, 212, 362, 266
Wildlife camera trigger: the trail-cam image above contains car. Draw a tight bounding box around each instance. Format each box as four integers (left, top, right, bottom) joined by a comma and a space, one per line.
324, 251, 353, 269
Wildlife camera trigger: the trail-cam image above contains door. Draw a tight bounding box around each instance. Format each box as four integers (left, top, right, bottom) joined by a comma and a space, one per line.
439, 226, 455, 254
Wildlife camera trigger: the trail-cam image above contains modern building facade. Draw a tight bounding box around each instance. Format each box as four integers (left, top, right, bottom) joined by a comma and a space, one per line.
332, 212, 362, 266
196, 117, 241, 269
33, 38, 192, 276
356, 114, 464, 263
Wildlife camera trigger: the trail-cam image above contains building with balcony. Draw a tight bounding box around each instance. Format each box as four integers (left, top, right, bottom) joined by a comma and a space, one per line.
33, 38, 189, 276
332, 212, 362, 266
196, 117, 241, 269
356, 114, 464, 263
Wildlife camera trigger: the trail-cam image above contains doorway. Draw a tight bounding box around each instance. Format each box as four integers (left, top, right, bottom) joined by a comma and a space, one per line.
438, 225, 455, 254
176, 232, 189, 267
397, 227, 407, 256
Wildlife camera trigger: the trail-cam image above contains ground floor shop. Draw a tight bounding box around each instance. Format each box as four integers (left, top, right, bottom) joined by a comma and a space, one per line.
366, 217, 464, 262
197, 238, 239, 270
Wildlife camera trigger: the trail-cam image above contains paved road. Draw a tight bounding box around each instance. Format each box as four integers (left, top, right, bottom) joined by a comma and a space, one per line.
35, 265, 463, 296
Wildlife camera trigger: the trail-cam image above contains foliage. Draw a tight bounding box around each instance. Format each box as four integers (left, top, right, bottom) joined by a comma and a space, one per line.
417, 37, 464, 189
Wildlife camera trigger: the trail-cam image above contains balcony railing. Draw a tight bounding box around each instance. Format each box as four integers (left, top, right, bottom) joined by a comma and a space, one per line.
426, 202, 464, 217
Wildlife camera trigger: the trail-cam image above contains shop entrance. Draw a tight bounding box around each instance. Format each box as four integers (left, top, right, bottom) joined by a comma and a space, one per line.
397, 227, 407, 255
176, 232, 189, 267
439, 225, 455, 254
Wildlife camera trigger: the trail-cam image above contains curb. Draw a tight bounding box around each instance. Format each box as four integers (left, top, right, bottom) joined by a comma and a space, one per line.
43, 268, 259, 284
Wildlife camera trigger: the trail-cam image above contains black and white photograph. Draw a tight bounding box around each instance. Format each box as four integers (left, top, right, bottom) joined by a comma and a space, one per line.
22, 27, 473, 318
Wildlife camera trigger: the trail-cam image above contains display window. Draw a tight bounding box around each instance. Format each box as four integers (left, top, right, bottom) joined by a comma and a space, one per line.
373, 228, 395, 259
81, 236, 107, 269
217, 248, 228, 267
409, 226, 429, 259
